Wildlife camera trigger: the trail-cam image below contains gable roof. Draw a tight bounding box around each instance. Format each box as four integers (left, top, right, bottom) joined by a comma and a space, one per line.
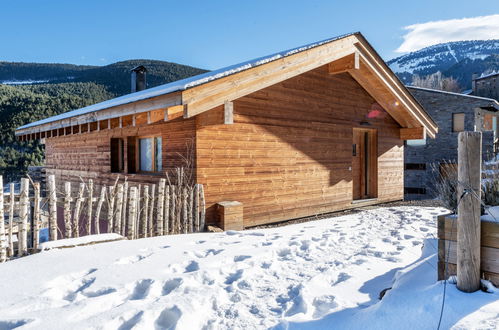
16, 32, 438, 139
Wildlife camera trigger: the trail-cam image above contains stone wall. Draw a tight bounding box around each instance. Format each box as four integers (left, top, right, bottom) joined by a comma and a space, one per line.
405, 87, 495, 200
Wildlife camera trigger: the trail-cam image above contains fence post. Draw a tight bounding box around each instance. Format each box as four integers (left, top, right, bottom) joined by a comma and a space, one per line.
194, 184, 200, 232
457, 131, 482, 292
164, 185, 170, 235
141, 185, 149, 238
94, 186, 106, 235
199, 184, 206, 231
8, 183, 14, 257
149, 184, 156, 237
115, 184, 124, 235
182, 187, 188, 234
64, 182, 72, 238
18, 178, 29, 256
0, 176, 6, 262
47, 175, 57, 241
33, 182, 40, 250
135, 184, 141, 240
73, 183, 85, 238
127, 187, 137, 240
121, 182, 128, 236
87, 179, 93, 235
156, 179, 165, 236
188, 187, 194, 233
171, 186, 177, 234
107, 186, 115, 233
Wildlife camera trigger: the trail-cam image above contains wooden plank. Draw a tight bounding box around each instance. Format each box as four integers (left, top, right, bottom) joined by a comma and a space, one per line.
327, 53, 358, 74
438, 215, 499, 249
400, 127, 425, 140
224, 101, 234, 124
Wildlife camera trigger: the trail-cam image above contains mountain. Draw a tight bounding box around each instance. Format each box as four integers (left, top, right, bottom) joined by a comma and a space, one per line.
388, 40, 499, 89
0, 59, 207, 181
0, 59, 208, 96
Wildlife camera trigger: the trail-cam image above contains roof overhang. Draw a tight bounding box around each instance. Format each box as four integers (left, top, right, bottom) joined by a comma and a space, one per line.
16, 32, 437, 140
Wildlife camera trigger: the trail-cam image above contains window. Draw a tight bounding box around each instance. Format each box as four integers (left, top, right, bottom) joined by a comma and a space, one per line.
452, 113, 465, 132
138, 136, 162, 172
405, 163, 426, 170
404, 187, 426, 195
406, 139, 426, 146
110, 138, 124, 173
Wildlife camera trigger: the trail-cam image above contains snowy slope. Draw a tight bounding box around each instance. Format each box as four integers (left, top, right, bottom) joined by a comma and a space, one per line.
0, 206, 497, 329
388, 40, 499, 75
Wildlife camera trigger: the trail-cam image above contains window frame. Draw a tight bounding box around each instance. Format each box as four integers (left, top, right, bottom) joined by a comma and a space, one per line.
136, 135, 163, 174
110, 138, 125, 173
452, 113, 465, 133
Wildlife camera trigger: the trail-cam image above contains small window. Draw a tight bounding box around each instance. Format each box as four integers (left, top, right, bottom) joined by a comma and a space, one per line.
138, 136, 162, 172
405, 163, 426, 170
406, 139, 426, 146
452, 113, 465, 132
404, 187, 426, 195
110, 138, 124, 173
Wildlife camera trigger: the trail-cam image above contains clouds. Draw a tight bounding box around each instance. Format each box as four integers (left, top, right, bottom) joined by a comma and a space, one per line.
396, 14, 499, 53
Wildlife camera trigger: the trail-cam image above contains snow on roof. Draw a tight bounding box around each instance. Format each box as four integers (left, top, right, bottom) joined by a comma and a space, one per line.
17, 32, 357, 131
407, 85, 499, 104
476, 70, 499, 80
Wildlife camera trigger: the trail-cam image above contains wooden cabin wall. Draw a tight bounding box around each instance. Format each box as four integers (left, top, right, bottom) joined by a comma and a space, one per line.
44, 118, 196, 192
196, 67, 404, 227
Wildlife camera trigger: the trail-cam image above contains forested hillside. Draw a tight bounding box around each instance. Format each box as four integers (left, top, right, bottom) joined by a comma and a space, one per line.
0, 60, 207, 181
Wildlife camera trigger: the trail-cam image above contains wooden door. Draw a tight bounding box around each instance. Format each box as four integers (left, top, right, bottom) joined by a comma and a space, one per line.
352, 128, 377, 200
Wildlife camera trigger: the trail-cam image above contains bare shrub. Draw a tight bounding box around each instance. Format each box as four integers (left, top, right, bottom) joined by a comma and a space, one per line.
430, 161, 457, 212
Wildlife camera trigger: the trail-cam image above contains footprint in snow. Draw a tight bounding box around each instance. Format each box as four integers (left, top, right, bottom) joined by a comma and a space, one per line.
115, 253, 151, 265
184, 261, 200, 273
162, 278, 183, 296
155, 306, 182, 329
225, 269, 244, 285
0, 319, 33, 329
404, 234, 415, 240
63, 277, 97, 301
204, 249, 224, 257
261, 261, 272, 269
419, 227, 429, 232
234, 255, 251, 262
129, 279, 154, 300
83, 287, 117, 298
117, 311, 144, 330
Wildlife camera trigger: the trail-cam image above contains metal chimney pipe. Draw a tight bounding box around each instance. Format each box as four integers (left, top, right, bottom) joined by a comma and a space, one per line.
131, 65, 147, 92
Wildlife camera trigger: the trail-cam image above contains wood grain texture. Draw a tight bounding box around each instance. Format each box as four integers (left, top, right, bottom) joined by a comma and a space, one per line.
196, 68, 403, 227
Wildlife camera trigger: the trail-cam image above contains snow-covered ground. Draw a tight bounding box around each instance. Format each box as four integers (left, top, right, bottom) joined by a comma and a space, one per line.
1, 206, 498, 329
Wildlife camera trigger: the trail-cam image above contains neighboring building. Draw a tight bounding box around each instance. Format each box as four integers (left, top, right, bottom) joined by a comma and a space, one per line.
472, 71, 499, 100
405, 86, 499, 200
16, 32, 437, 228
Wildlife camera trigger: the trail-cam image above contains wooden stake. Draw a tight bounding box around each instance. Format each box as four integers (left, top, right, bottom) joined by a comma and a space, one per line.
73, 183, 85, 238
18, 178, 29, 256
107, 186, 115, 233
156, 179, 166, 236
149, 184, 156, 237
457, 131, 482, 293
0, 176, 6, 262
182, 187, 188, 234
135, 184, 141, 239
121, 181, 128, 236
164, 185, 170, 235
127, 187, 137, 240
8, 183, 14, 257
199, 184, 206, 231
115, 184, 124, 235
47, 175, 57, 241
171, 186, 177, 234
86, 179, 93, 235
33, 182, 40, 250
188, 187, 194, 233
64, 182, 72, 238
141, 185, 149, 238
94, 186, 106, 235
194, 184, 200, 232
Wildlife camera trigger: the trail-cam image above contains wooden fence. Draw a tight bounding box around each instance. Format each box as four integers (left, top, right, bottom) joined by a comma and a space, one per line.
438, 214, 499, 287
0, 174, 205, 261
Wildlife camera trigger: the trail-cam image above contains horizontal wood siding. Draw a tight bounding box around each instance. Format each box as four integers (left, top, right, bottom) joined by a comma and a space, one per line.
196, 67, 404, 227
44, 118, 196, 191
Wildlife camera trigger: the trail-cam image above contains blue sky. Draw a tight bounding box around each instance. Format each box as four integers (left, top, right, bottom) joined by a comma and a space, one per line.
1, 0, 498, 70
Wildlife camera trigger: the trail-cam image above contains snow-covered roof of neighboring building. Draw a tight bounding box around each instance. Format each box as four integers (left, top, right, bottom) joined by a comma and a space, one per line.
475, 70, 499, 80
407, 86, 499, 104
17, 32, 356, 131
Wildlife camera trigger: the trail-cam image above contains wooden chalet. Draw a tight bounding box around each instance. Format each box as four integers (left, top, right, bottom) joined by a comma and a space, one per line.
16, 32, 438, 228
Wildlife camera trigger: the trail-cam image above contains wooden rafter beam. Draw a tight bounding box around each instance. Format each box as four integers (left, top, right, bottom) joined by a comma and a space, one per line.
224, 101, 234, 124
328, 52, 359, 75
400, 127, 426, 140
